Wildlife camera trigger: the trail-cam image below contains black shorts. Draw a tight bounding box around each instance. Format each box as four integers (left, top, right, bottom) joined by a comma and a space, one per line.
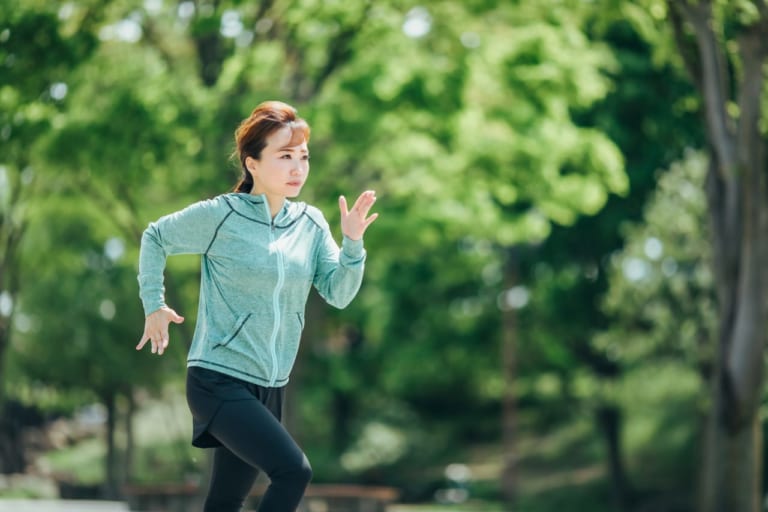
185, 365, 285, 448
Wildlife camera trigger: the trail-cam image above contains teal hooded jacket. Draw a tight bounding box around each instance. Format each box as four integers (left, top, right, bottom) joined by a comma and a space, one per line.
137, 192, 366, 387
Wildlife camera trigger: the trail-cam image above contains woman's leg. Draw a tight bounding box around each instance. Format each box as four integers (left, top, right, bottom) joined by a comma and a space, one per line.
204, 446, 260, 511
205, 399, 312, 512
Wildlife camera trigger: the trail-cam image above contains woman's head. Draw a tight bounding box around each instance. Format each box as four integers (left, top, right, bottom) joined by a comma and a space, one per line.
233, 101, 310, 193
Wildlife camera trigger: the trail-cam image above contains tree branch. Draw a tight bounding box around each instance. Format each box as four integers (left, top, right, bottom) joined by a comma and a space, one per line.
668, 2, 703, 92
669, 0, 738, 175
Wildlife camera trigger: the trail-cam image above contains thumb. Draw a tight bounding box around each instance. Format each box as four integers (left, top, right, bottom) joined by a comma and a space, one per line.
166, 309, 184, 323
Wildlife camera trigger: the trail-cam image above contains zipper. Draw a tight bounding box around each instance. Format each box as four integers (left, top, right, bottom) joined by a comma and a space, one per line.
265, 201, 284, 387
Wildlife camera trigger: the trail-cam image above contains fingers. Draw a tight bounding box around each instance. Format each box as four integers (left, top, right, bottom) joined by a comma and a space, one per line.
341, 191, 377, 218
339, 195, 349, 215
364, 212, 379, 228
168, 308, 185, 324
351, 190, 376, 216
137, 332, 168, 355
155, 333, 169, 355
137, 306, 182, 356
136, 333, 149, 351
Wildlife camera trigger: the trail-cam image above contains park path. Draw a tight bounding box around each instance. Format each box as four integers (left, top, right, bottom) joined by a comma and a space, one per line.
0, 500, 129, 511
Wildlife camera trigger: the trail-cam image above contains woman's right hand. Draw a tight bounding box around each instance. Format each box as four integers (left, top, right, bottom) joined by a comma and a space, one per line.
136, 306, 185, 356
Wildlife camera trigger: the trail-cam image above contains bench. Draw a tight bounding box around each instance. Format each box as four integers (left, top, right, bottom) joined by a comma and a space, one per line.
123, 482, 400, 512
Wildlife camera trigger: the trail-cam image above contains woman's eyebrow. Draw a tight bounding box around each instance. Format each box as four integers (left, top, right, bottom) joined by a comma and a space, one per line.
277, 146, 308, 152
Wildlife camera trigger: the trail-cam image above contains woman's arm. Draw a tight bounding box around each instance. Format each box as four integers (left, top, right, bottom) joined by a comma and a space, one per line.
313, 191, 378, 308
136, 197, 227, 354
137, 197, 227, 315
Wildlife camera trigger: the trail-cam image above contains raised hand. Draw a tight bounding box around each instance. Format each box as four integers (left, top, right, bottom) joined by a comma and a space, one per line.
339, 190, 378, 241
136, 306, 185, 356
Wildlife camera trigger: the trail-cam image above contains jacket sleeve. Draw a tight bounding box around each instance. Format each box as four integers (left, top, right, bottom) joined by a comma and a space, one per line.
312, 214, 366, 309
137, 197, 227, 316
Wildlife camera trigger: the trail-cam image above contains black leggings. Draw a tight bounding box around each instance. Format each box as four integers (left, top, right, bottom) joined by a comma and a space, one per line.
204, 400, 312, 511
186, 367, 312, 512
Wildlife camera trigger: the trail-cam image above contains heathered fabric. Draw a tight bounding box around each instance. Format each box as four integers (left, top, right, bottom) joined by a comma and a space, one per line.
138, 192, 365, 387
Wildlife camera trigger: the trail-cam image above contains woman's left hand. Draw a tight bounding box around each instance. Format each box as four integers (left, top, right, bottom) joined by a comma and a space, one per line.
339, 190, 378, 240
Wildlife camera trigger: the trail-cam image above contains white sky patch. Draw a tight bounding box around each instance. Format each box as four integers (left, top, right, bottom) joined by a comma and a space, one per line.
0, 166, 8, 195
622, 257, 651, 282
220, 10, 243, 38
99, 299, 116, 321
402, 6, 431, 38
50, 82, 68, 101
144, 0, 163, 15
104, 237, 125, 262
643, 237, 663, 260
58, 3, 75, 20
178, 1, 195, 20
0, 291, 12, 317
497, 286, 529, 311
100, 18, 143, 43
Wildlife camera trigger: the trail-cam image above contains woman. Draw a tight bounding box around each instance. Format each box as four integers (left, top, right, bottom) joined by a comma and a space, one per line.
136, 100, 378, 511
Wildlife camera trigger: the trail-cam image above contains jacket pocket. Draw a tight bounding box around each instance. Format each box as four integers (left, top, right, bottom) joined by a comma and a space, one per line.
214, 313, 253, 349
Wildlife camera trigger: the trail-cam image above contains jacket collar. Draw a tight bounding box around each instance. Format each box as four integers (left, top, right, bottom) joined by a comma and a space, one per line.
227, 193, 305, 228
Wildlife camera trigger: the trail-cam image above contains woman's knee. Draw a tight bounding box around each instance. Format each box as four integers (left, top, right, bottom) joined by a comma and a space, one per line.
297, 455, 313, 484
273, 454, 312, 487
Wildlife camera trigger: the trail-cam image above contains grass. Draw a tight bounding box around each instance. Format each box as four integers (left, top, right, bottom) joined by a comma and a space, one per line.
38, 438, 105, 485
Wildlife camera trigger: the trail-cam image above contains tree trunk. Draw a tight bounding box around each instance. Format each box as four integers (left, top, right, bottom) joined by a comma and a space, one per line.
0, 402, 25, 474
500, 248, 519, 505
0, 164, 27, 473
123, 392, 135, 489
667, 2, 768, 510
103, 392, 119, 499
596, 405, 632, 510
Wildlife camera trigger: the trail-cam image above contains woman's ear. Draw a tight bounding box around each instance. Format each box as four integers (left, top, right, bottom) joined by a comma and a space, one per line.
245, 156, 259, 177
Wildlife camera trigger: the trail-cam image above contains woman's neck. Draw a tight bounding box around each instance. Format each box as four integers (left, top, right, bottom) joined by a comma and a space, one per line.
251, 190, 284, 218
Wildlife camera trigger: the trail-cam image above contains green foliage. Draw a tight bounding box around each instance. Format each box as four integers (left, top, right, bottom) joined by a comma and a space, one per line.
1, 0, 727, 506
14, 196, 174, 397
596, 151, 714, 369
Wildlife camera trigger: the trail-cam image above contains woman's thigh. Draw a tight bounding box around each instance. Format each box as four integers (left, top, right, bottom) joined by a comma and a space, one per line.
207, 399, 305, 477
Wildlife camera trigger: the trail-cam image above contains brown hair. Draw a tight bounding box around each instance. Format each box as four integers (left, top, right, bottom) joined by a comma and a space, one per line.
232, 101, 311, 193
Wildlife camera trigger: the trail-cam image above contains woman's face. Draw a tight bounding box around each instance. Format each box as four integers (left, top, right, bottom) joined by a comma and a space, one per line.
246, 125, 309, 200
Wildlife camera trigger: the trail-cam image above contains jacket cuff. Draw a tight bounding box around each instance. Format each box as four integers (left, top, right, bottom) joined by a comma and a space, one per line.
142, 299, 166, 317
341, 236, 365, 262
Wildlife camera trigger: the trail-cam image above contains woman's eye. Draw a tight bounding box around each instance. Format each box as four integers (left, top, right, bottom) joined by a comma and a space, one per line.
302, 155, 310, 161
280, 154, 291, 159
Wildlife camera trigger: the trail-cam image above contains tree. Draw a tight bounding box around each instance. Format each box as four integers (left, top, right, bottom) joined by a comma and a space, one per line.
0, 0, 99, 473
611, 0, 768, 509
666, 2, 768, 510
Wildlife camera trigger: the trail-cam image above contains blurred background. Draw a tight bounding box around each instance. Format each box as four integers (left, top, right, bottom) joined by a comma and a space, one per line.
1, 0, 767, 511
